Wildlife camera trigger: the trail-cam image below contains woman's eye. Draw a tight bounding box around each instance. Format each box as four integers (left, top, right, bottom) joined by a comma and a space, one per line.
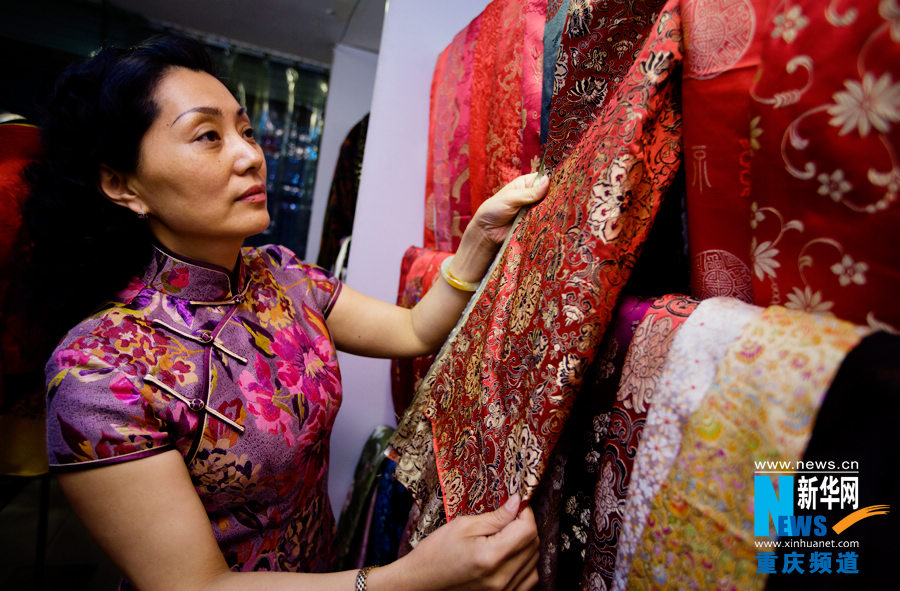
242, 127, 255, 140
197, 130, 220, 142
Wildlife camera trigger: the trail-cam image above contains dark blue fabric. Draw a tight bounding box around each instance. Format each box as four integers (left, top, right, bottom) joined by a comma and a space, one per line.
365, 458, 414, 567
540, 0, 570, 145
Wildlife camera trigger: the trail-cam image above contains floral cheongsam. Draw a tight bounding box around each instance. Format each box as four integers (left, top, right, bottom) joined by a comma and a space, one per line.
45, 244, 343, 577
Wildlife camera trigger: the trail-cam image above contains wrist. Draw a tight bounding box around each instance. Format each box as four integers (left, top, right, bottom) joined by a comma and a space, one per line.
365, 557, 425, 591
440, 256, 479, 292
355, 566, 376, 591
449, 232, 498, 284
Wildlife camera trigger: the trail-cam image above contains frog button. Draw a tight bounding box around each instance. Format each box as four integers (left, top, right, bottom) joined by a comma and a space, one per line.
232, 294, 245, 304
188, 398, 205, 412
197, 331, 213, 344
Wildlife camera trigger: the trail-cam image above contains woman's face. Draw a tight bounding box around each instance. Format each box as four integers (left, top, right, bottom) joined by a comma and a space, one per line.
126, 66, 269, 267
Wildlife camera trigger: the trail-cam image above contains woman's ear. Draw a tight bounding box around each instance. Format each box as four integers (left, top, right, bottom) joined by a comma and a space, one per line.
98, 164, 147, 216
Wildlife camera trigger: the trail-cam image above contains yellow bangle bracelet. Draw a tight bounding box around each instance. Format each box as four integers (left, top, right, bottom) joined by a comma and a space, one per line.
440, 255, 480, 292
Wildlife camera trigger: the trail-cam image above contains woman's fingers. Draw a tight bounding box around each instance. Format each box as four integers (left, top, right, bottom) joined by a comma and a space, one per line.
506, 544, 540, 591
494, 172, 549, 207
462, 494, 522, 538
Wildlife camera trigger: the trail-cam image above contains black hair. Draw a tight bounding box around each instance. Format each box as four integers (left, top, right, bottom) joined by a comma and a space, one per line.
25, 35, 219, 346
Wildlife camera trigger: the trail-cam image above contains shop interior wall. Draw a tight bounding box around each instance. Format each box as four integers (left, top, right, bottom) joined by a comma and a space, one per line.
305, 43, 380, 265
328, 0, 492, 515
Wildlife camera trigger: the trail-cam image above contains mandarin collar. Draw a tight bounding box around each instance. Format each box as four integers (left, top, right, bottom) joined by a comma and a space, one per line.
140, 244, 248, 303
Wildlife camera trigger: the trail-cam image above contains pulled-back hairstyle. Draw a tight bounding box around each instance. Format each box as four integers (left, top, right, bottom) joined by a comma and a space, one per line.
26, 35, 219, 346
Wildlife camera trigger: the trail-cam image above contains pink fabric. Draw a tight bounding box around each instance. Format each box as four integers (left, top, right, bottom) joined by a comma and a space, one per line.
424, 29, 468, 251
424, 0, 545, 252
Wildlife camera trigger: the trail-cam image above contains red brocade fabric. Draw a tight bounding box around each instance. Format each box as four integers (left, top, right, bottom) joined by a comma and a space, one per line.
682, 0, 768, 302
542, 0, 669, 172
747, 0, 900, 332
391, 0, 684, 521
424, 23, 473, 252
423, 0, 545, 252
389, 247, 453, 417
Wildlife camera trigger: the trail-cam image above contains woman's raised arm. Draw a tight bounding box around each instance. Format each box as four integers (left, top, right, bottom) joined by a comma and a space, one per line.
327, 172, 549, 359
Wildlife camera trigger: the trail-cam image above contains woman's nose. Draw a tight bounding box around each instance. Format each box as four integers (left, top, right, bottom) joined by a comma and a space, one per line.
234, 134, 265, 174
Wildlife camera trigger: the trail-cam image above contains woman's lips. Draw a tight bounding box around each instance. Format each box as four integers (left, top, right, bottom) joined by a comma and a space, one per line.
239, 184, 267, 202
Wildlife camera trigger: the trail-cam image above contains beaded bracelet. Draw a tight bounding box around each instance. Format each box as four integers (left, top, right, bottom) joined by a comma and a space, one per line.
440, 255, 479, 292
355, 565, 375, 591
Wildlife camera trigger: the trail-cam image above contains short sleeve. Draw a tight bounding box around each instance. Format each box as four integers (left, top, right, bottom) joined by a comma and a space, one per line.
258, 244, 343, 318
45, 348, 173, 472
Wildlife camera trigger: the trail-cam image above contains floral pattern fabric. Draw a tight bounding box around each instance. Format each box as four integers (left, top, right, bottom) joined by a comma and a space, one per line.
580, 294, 698, 590
545, 295, 652, 589
424, 0, 545, 252
748, 0, 900, 331
626, 305, 867, 590
542, 0, 668, 172
764, 330, 899, 591
45, 244, 342, 576
541, 0, 571, 145
390, 0, 685, 523
611, 296, 763, 591
682, 0, 768, 302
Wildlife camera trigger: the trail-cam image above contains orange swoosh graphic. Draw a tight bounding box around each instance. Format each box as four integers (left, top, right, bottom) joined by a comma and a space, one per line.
832, 505, 890, 535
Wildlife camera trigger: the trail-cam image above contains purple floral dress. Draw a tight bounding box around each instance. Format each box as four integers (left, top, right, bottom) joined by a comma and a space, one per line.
45, 244, 343, 575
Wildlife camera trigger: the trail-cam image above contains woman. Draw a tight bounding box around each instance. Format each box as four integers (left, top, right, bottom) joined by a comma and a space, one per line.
27, 36, 549, 590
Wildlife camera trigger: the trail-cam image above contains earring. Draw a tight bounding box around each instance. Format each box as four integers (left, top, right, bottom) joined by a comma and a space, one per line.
137, 210, 149, 219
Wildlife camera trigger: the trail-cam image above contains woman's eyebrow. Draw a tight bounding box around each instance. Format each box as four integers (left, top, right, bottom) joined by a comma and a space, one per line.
170, 106, 222, 126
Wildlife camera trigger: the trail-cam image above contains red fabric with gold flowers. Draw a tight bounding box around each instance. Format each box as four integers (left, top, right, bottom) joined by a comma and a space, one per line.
747, 0, 900, 332
392, 0, 685, 520
542, 0, 668, 172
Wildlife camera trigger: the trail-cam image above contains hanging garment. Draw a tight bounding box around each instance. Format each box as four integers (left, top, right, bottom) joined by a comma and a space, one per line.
390, 0, 684, 526
748, 0, 900, 332
468, 0, 545, 215
424, 0, 545, 251
611, 296, 763, 591
541, 0, 572, 145
681, 0, 769, 302
425, 20, 477, 251
317, 114, 368, 272
0, 120, 47, 476
363, 458, 414, 567
537, 295, 653, 589
389, 247, 453, 416
764, 331, 899, 591
541, 0, 669, 172
335, 425, 394, 570
579, 294, 698, 590
626, 306, 867, 591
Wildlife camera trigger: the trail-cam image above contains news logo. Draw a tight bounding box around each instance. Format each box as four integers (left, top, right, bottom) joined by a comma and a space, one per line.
752, 459, 889, 576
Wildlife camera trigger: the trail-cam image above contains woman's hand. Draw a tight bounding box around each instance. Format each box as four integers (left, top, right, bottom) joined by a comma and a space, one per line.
327, 171, 549, 360
390, 495, 540, 590
448, 172, 549, 285
468, 172, 550, 246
